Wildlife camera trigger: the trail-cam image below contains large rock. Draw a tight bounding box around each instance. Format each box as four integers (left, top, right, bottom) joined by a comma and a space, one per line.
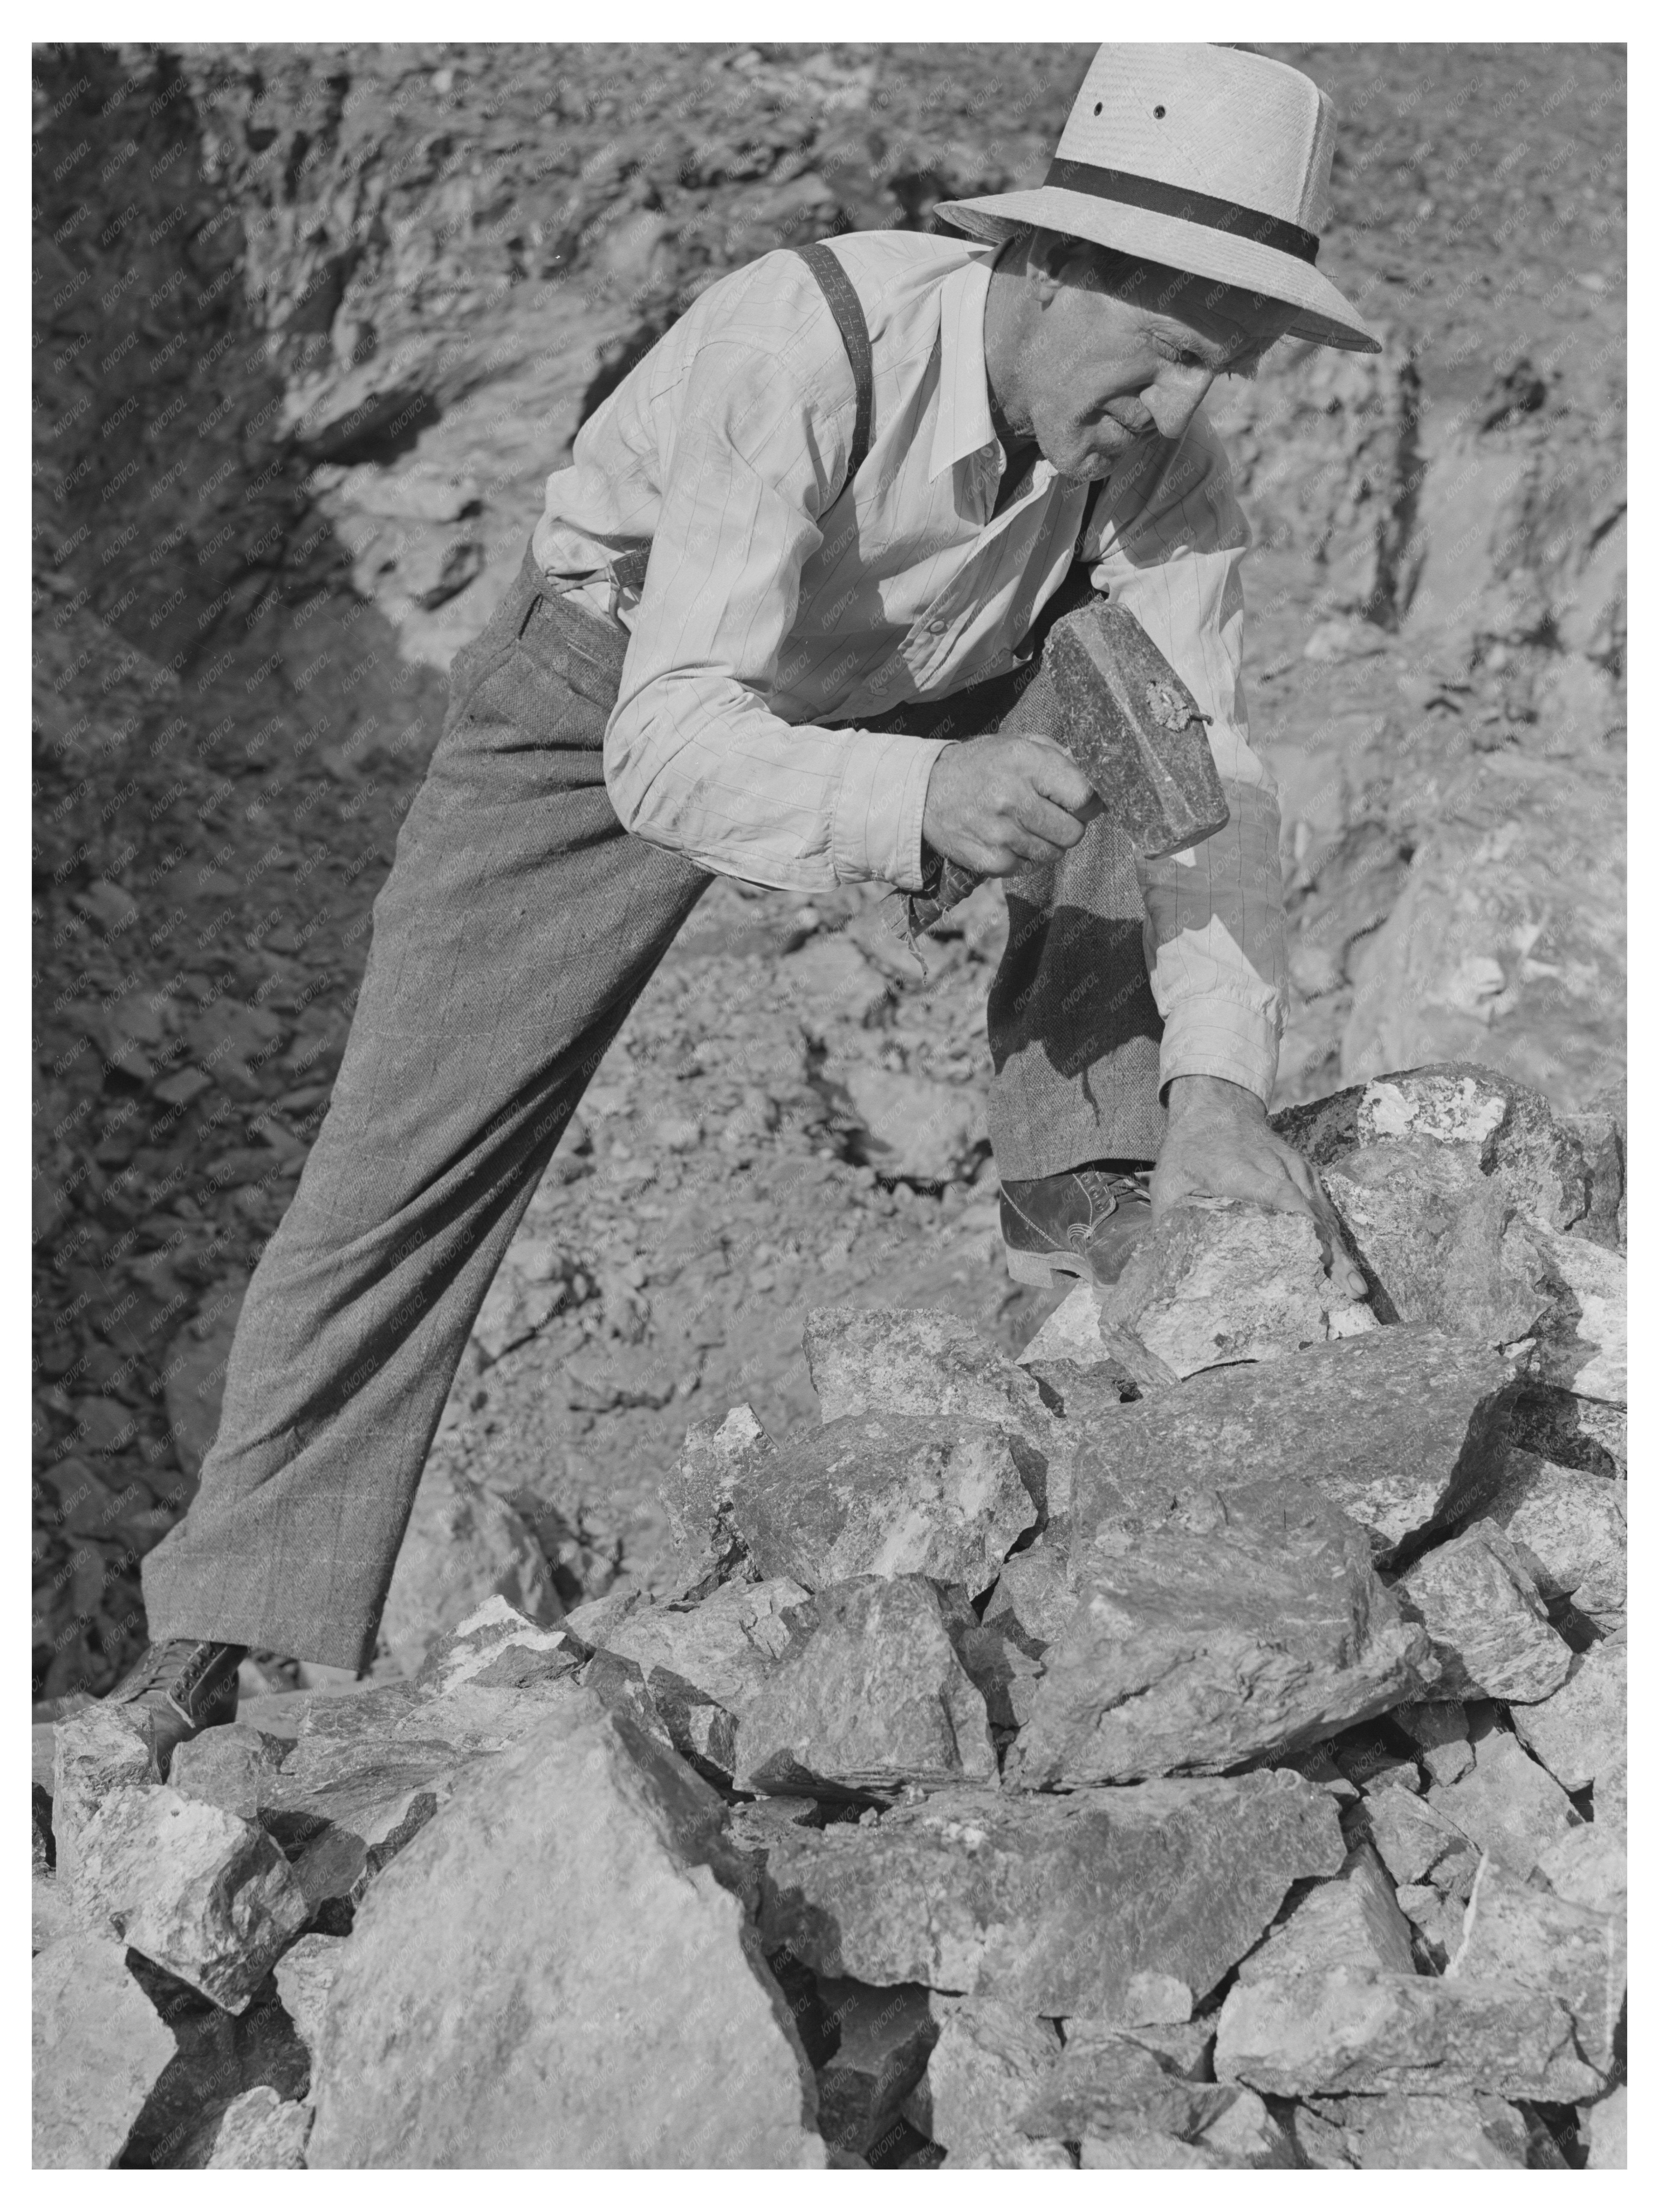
52, 1702, 160, 1894
1274, 1066, 1623, 1245
1321, 1138, 1556, 1343
1484, 1449, 1626, 1628
1215, 1965, 1602, 2102
1394, 1521, 1573, 1702
378, 1461, 562, 1678
73, 1786, 310, 2012
729, 1411, 1036, 1596
1093, 1200, 1376, 1382
1511, 1638, 1626, 1793
1007, 1479, 1431, 1785
1424, 1722, 1580, 1876
1238, 1842, 1417, 1984
758, 1771, 1343, 2020
1066, 1326, 1518, 1564
307, 1697, 825, 2168
32, 1933, 177, 2168
1276, 1069, 1626, 1386
1293, 2092, 1530, 2169
902, 1996, 1061, 2168
1587, 2086, 1627, 2170
733, 1577, 994, 1797
1449, 1853, 1623, 2078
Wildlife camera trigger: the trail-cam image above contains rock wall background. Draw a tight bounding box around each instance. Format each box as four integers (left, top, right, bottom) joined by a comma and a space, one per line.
31, 43, 1624, 1705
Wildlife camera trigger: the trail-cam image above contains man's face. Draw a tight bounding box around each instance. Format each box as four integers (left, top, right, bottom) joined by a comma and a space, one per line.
1013, 249, 1297, 479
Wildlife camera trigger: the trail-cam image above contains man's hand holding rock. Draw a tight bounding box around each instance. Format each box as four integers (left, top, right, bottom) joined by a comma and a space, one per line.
1154, 1073, 1369, 1300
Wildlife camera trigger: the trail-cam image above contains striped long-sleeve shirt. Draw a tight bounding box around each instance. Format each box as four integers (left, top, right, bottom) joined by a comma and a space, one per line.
531, 230, 1287, 1101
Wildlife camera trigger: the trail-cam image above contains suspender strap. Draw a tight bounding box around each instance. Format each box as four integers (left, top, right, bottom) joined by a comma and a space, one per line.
794, 241, 875, 495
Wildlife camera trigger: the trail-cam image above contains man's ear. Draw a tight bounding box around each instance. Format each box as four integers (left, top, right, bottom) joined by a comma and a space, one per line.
1025, 226, 1077, 304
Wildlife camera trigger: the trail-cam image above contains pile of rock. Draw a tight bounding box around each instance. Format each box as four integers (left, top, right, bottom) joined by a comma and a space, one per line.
33, 1066, 1625, 2169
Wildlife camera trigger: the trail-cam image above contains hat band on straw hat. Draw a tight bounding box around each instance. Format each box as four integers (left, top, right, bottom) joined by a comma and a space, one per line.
1043, 158, 1320, 267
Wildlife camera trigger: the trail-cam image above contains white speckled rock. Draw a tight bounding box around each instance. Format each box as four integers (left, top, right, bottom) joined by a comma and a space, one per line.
1008, 1481, 1432, 1786
1510, 1638, 1626, 1793
1095, 1200, 1376, 1382
730, 1410, 1036, 1596
1395, 1520, 1574, 1702
732, 1576, 993, 1796
1215, 1964, 1601, 2102
74, 1784, 309, 2011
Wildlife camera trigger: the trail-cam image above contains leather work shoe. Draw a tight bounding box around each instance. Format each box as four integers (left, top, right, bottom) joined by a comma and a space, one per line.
107, 1637, 246, 1772
999, 1163, 1155, 1289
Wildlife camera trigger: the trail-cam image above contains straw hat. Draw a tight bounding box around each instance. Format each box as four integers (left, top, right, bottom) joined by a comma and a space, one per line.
936, 43, 1379, 354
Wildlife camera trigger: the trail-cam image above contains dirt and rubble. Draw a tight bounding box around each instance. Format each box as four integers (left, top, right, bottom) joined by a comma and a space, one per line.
33, 1066, 1626, 2168
32, 38, 1625, 2172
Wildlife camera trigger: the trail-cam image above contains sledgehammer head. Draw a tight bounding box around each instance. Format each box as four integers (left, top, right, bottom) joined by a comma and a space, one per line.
1041, 600, 1229, 860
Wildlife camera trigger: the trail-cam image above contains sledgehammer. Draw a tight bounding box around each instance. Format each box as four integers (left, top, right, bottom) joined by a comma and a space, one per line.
915, 596, 1230, 923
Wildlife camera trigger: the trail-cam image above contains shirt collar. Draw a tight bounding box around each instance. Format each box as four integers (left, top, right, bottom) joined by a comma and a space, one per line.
929, 250, 999, 482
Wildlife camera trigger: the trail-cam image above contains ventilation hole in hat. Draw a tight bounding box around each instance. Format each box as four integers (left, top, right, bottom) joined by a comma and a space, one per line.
1093, 101, 1102, 115
1153, 105, 1167, 119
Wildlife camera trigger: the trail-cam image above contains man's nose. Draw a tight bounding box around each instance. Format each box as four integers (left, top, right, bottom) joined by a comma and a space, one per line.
1143, 362, 1218, 440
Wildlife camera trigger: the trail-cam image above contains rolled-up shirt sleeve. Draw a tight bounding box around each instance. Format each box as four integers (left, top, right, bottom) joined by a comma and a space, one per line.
1085, 412, 1288, 1104
600, 325, 948, 894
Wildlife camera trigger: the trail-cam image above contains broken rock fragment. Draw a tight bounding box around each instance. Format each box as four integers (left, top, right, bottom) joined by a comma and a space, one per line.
307, 1697, 825, 2168
1293, 2091, 1529, 2169
73, 1786, 310, 2012
1449, 1852, 1624, 2078
902, 1996, 1061, 2169
1511, 1638, 1626, 1793
1484, 1448, 1626, 1627
1215, 1964, 1601, 2102
1395, 1700, 1474, 1786
1066, 1325, 1516, 1564
33, 1933, 177, 2169
730, 1411, 1035, 1596
1014, 2035, 1235, 2145
273, 1932, 347, 2063
1425, 1722, 1579, 1876
655, 1402, 770, 1593
733, 1576, 994, 1797
1238, 1841, 1417, 1984
52, 1702, 160, 1894
1094, 1199, 1375, 1381
1359, 1787, 1479, 1898
202, 2086, 313, 2169
759, 1771, 1342, 2020
1395, 1520, 1573, 1702
1008, 1479, 1431, 1785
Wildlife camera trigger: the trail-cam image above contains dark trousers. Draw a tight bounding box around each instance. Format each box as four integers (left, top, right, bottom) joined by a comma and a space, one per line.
143, 547, 1162, 1666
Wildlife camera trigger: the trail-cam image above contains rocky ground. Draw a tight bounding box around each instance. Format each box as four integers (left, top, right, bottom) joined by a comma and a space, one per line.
34, 1066, 1626, 2167
32, 38, 1626, 2171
